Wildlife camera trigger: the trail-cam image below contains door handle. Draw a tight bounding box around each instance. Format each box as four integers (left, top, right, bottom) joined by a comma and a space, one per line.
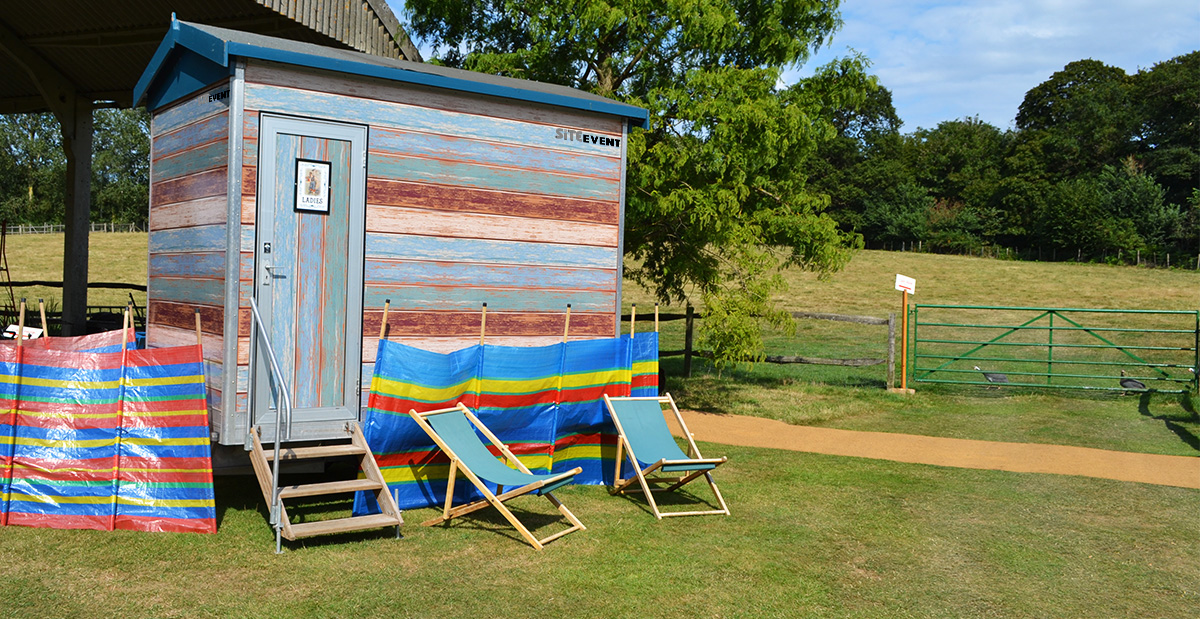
262, 264, 286, 285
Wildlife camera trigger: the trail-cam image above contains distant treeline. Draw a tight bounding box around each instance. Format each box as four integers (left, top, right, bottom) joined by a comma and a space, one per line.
810, 52, 1199, 266
1, 52, 1196, 268
0, 108, 149, 228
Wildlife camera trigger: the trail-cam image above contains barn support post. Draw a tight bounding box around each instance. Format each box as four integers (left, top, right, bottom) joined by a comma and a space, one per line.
60, 96, 92, 335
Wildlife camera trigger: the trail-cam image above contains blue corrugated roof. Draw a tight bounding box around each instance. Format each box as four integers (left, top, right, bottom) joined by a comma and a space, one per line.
135, 18, 649, 128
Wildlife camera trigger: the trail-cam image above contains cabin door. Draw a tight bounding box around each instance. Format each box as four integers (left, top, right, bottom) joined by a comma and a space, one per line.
253, 115, 366, 435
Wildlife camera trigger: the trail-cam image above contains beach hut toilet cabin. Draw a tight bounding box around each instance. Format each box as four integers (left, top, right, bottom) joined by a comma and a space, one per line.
135, 20, 648, 451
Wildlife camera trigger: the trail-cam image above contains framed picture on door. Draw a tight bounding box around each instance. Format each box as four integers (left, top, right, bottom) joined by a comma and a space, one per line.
295, 158, 331, 213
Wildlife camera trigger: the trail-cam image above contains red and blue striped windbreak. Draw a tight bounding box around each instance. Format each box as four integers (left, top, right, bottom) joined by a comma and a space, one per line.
354, 333, 657, 513
0, 336, 215, 534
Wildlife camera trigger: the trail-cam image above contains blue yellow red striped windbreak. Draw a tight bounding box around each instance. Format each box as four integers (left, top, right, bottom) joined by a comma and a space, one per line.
0, 335, 215, 534
354, 333, 658, 513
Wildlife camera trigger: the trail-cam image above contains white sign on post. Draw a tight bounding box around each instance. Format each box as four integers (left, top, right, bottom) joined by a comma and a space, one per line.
895, 274, 916, 295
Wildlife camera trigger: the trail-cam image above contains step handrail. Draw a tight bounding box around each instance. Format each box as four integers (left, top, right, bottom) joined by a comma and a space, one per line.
248, 297, 293, 552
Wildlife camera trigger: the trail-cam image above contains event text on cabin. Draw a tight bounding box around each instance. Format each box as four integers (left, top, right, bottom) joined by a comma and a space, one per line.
554, 128, 621, 148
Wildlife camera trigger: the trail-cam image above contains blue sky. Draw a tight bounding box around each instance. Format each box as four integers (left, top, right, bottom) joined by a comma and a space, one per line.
389, 0, 1199, 132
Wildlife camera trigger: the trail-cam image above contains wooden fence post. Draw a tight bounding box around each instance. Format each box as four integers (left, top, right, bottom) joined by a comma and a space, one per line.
887, 312, 896, 389
683, 304, 694, 378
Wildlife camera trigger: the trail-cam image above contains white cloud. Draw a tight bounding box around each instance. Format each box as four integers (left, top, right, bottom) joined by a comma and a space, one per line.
792, 0, 1200, 131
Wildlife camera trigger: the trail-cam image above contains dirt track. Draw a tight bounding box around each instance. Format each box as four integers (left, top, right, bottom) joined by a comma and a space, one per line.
670, 409, 1200, 489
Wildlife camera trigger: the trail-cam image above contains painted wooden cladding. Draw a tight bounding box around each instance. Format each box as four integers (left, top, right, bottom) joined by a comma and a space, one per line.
244, 83, 623, 157
146, 84, 231, 426
245, 62, 622, 133
367, 179, 617, 224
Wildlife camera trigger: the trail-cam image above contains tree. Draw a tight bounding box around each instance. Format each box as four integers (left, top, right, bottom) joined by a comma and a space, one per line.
406, 0, 865, 365
1132, 51, 1200, 210
92, 108, 150, 226
1015, 59, 1135, 177
0, 113, 65, 224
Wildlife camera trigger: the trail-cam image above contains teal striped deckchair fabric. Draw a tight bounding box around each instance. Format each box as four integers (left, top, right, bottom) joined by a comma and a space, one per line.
426, 410, 575, 496
611, 399, 716, 473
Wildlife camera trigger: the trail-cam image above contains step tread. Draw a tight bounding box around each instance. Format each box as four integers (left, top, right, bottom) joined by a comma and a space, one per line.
277, 478, 384, 499
262, 443, 365, 461
287, 513, 402, 539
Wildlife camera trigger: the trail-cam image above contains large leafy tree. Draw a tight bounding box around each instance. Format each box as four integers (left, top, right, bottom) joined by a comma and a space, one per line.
407, 0, 866, 364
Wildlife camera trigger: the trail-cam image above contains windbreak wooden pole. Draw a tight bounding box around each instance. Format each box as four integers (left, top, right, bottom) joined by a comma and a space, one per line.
479, 303, 487, 345
630, 304, 636, 339
378, 299, 391, 340
654, 304, 659, 333
562, 304, 571, 343
38, 299, 47, 334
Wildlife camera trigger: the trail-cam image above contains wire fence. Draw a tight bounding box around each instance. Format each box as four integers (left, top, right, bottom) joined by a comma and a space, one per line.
6, 223, 144, 235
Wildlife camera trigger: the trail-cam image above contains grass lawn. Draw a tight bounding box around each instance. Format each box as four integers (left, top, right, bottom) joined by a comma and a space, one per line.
1, 444, 1196, 618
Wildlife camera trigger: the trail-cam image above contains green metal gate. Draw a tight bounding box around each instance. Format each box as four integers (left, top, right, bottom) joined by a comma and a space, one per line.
913, 305, 1199, 393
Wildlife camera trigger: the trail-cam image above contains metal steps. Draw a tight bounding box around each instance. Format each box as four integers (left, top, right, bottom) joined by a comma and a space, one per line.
249, 421, 403, 546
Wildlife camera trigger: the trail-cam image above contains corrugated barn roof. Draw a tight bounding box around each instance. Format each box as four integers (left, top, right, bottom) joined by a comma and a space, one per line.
0, 0, 419, 112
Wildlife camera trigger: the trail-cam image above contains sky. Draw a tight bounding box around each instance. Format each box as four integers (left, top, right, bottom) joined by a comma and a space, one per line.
388, 0, 1200, 133
791, 0, 1200, 132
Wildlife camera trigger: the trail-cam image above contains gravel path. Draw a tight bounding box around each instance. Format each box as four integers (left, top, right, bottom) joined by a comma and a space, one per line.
671, 409, 1200, 489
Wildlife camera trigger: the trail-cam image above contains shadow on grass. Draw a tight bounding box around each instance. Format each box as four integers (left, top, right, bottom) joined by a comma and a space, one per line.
1136, 392, 1200, 453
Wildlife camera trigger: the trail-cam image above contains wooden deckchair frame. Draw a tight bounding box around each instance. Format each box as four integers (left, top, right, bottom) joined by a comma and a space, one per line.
604, 393, 730, 519
408, 403, 586, 550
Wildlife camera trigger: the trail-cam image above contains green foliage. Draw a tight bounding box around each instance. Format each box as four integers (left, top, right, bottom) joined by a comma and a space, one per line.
407, 0, 864, 361
0, 108, 149, 226
91, 109, 150, 226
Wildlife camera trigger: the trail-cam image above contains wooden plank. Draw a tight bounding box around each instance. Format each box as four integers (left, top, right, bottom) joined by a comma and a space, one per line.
243, 83, 623, 157
286, 513, 399, 539
148, 277, 225, 306
146, 324, 224, 362
369, 126, 619, 179
151, 85, 230, 136
367, 179, 617, 224
369, 152, 619, 202
151, 140, 228, 183
149, 195, 227, 231
241, 194, 256, 225
242, 165, 257, 198
318, 137, 352, 406
362, 310, 613, 338
152, 113, 229, 160
149, 300, 224, 334
366, 205, 618, 247
268, 132, 300, 403
365, 233, 618, 268
151, 167, 227, 208
294, 136, 328, 410
277, 478, 382, 499
363, 285, 615, 313
364, 259, 616, 291
244, 61, 623, 132
149, 252, 225, 280
264, 443, 366, 461
149, 224, 227, 253
362, 335, 579, 361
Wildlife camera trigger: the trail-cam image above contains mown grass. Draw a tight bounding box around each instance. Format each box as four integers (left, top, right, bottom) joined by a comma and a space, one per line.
624, 250, 1200, 458
4, 232, 148, 309
1, 443, 1197, 618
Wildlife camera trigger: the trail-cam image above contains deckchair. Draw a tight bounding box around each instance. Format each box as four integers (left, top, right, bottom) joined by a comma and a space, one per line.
408, 403, 586, 550
603, 393, 729, 519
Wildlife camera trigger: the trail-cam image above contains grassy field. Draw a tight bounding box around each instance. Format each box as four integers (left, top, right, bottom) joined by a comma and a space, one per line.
1, 446, 1196, 618
624, 250, 1200, 458
1, 236, 1197, 617
4, 232, 148, 309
